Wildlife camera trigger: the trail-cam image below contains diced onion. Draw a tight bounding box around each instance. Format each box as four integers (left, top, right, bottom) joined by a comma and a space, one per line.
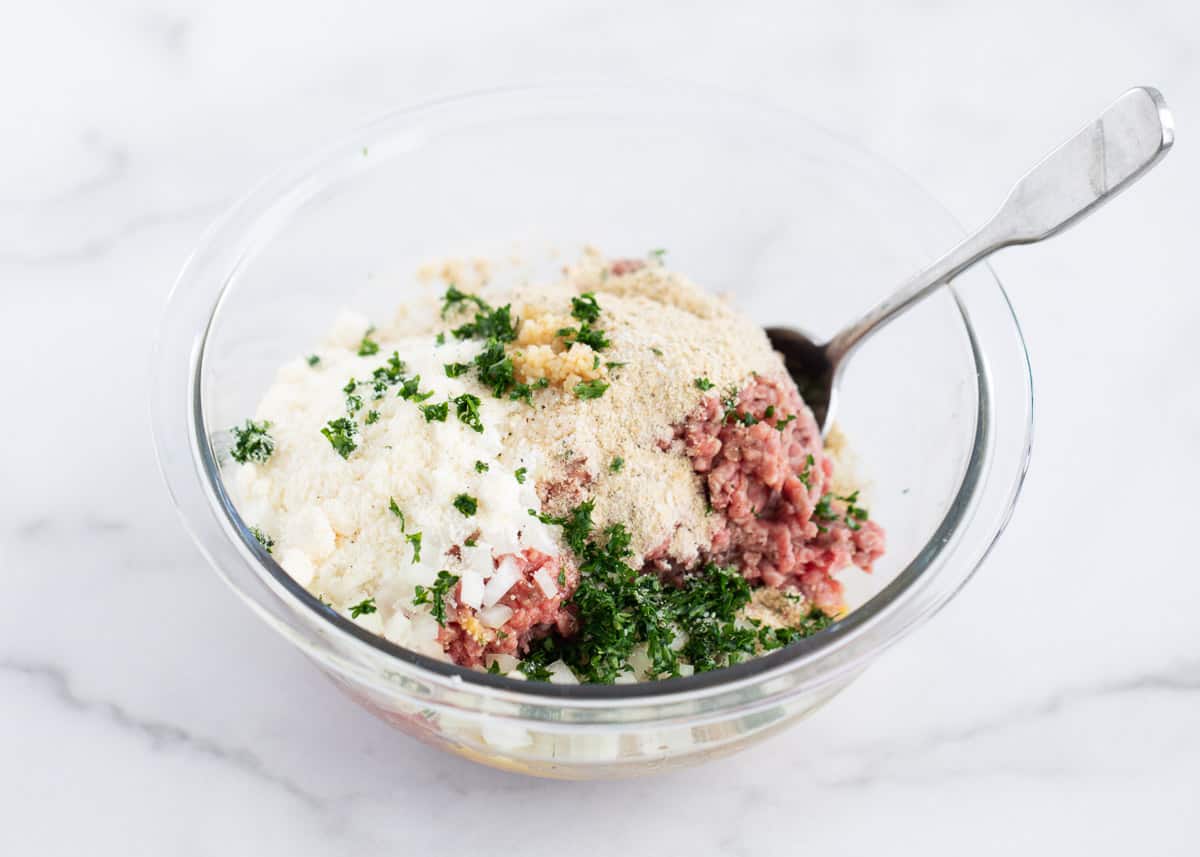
458, 571, 484, 610
486, 653, 519, 674
477, 604, 514, 628
483, 558, 522, 607
547, 660, 578, 684
533, 567, 558, 598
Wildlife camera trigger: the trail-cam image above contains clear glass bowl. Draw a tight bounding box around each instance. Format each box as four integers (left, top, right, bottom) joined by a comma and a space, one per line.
151, 85, 1032, 779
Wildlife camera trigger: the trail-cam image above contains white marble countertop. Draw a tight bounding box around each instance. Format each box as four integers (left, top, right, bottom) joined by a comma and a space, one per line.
3, 1, 1198, 853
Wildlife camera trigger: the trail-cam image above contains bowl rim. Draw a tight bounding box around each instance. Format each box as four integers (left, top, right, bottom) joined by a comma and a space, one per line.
153, 82, 1034, 706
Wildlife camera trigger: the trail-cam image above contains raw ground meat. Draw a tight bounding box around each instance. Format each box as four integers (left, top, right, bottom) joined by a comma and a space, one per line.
439, 373, 883, 666
439, 548, 579, 667
677, 374, 884, 613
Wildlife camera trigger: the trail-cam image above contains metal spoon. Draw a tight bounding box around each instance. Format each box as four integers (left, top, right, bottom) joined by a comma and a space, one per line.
768, 86, 1174, 433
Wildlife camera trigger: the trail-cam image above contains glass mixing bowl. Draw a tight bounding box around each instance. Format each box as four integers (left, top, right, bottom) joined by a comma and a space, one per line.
151, 85, 1032, 779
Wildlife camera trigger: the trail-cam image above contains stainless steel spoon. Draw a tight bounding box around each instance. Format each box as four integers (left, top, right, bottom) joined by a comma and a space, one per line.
768, 86, 1174, 433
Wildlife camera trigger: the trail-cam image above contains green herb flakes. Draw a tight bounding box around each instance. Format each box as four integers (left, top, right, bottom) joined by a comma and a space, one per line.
306, 354, 321, 367
453, 494, 478, 516
799, 453, 815, 489
694, 377, 714, 391
413, 570, 460, 626
406, 531, 423, 564
514, 467, 527, 484
440, 284, 489, 318
357, 329, 380, 357
452, 393, 484, 433
609, 456, 624, 473
557, 323, 609, 351
320, 417, 358, 458
570, 292, 602, 323
230, 420, 275, 464
419, 401, 449, 422
349, 597, 377, 619
388, 497, 406, 530
573, 379, 609, 400
249, 526, 274, 553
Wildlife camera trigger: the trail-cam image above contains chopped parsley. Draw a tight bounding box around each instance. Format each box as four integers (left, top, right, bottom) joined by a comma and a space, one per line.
320, 417, 358, 458
452, 393, 484, 433
799, 453, 815, 489
357, 328, 380, 357
694, 377, 715, 391
509, 377, 548, 406
557, 323, 609, 351
388, 497, 406, 530
610, 456, 624, 473
473, 338, 517, 398
517, 500, 835, 683
570, 292, 602, 323
764, 405, 775, 418
514, 467, 527, 484
230, 420, 275, 464
842, 490, 870, 531
474, 460, 490, 473
650, 248, 667, 262
306, 354, 321, 367
419, 401, 449, 422
573, 379, 609, 400
413, 570, 460, 626
343, 378, 363, 413
814, 493, 837, 521
371, 352, 407, 396
721, 386, 740, 422
464, 535, 478, 547
398, 375, 434, 402
365, 409, 380, 424
435, 332, 446, 346
650, 347, 664, 357
249, 526, 274, 553
605, 361, 627, 370
406, 531, 422, 563
349, 597, 377, 619
487, 661, 502, 675
438, 286, 555, 406
775, 413, 796, 432
738, 411, 759, 427
446, 288, 518, 342
452, 494, 478, 516
440, 284, 489, 318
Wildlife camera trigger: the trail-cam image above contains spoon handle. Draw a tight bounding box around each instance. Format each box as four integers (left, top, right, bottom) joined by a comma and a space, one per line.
826, 86, 1174, 365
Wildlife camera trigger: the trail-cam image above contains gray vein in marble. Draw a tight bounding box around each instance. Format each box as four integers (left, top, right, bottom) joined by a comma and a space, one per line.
0, 132, 130, 209
2, 657, 329, 810
137, 10, 193, 62
14, 516, 131, 540
0, 201, 223, 266
821, 663, 1200, 788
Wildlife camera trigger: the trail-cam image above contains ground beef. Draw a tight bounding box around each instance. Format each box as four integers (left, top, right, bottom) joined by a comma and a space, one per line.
677, 374, 884, 613
439, 548, 579, 667
440, 375, 884, 668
